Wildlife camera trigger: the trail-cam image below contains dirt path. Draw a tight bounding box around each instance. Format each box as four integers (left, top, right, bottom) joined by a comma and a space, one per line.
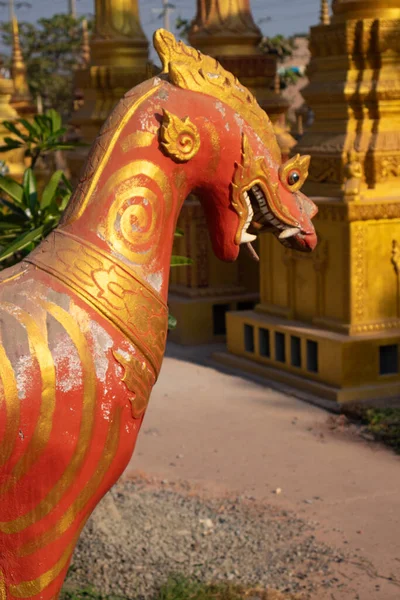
124, 343, 400, 600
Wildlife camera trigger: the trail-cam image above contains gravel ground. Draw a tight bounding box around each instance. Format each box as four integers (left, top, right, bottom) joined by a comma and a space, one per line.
64, 474, 353, 599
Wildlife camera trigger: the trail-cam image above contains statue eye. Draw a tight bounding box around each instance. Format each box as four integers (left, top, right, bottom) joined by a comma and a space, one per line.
287, 170, 301, 186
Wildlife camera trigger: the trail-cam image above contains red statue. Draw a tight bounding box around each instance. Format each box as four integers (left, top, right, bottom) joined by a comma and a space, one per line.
0, 30, 317, 598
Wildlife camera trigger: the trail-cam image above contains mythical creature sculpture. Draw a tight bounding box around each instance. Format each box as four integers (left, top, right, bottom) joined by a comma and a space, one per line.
0, 30, 317, 597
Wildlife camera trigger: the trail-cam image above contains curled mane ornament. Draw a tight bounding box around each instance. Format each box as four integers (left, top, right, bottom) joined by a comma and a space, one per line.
160, 109, 200, 162
0, 29, 317, 597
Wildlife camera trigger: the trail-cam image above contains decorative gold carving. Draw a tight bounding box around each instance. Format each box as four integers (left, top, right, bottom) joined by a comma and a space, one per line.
307, 156, 342, 184
352, 224, 367, 322
391, 240, 400, 318
160, 109, 201, 162
24, 230, 168, 379
153, 28, 281, 164
279, 154, 310, 193
112, 350, 155, 418
343, 150, 363, 201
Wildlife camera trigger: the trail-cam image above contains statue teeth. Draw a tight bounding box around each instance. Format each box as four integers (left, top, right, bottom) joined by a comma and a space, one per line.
240, 231, 257, 244
279, 227, 301, 240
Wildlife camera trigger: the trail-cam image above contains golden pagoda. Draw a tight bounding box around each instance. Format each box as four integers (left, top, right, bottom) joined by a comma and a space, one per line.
216, 0, 400, 406
168, 0, 295, 345
10, 17, 35, 118
0, 64, 26, 180
69, 0, 153, 180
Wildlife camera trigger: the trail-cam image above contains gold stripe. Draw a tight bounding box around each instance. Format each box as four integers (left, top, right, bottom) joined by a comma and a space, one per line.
68, 84, 161, 223
12, 407, 122, 596
19, 405, 122, 557
0, 303, 56, 495
0, 568, 6, 600
0, 344, 20, 467
0, 301, 96, 534
0, 267, 27, 285
120, 131, 155, 152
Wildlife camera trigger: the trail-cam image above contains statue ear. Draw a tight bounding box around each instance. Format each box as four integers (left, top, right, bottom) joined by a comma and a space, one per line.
160, 109, 201, 163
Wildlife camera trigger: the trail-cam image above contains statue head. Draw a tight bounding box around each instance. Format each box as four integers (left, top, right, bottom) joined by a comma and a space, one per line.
154, 30, 317, 261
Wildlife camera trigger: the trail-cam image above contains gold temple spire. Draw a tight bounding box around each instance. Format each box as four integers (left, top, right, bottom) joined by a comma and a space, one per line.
10, 16, 35, 117
92, 0, 149, 66
320, 0, 330, 24
189, 0, 262, 56
80, 18, 91, 67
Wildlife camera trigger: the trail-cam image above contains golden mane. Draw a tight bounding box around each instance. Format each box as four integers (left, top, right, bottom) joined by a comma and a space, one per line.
153, 29, 280, 161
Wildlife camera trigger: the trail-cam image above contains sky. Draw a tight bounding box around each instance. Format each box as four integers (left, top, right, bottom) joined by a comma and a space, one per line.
1, 0, 325, 61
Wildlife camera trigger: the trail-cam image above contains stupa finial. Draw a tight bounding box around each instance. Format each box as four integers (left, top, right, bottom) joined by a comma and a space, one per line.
320, 0, 330, 25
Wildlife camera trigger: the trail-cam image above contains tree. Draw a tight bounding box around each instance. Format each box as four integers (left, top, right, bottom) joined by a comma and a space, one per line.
0, 13, 93, 118
259, 34, 296, 60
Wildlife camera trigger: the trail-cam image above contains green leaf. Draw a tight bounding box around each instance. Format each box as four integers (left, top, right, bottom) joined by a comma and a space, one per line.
174, 227, 184, 237
46, 109, 62, 132
0, 213, 27, 228
0, 176, 24, 204
170, 255, 194, 267
0, 224, 45, 263
22, 168, 38, 214
41, 169, 64, 210
19, 118, 40, 138
168, 313, 177, 330
0, 138, 23, 151
0, 198, 29, 219
2, 121, 29, 141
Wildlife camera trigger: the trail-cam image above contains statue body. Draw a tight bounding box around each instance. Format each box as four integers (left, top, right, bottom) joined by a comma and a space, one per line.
0, 31, 317, 597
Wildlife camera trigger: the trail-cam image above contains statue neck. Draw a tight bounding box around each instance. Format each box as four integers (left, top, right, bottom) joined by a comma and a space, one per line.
59, 79, 200, 301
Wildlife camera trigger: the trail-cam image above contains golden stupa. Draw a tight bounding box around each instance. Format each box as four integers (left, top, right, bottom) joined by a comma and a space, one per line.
10, 17, 35, 118
217, 0, 400, 406
69, 0, 153, 180
0, 50, 26, 180
168, 0, 295, 345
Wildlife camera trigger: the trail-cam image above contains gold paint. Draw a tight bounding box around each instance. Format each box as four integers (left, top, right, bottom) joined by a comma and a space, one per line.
67, 84, 161, 223
113, 350, 155, 418
0, 300, 96, 534
232, 134, 299, 243
11, 529, 82, 597
0, 344, 20, 467
19, 405, 122, 557
120, 131, 155, 152
160, 109, 201, 162
203, 120, 221, 176
153, 29, 281, 164
0, 303, 56, 495
26, 230, 168, 379
279, 154, 310, 194
103, 160, 173, 263
0, 567, 6, 600
0, 267, 27, 285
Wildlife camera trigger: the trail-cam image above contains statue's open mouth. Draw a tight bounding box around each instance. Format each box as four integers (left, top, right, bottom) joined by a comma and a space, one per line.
240, 184, 306, 260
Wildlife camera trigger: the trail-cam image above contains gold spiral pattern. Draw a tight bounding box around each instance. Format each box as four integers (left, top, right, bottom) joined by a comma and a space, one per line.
103, 161, 174, 265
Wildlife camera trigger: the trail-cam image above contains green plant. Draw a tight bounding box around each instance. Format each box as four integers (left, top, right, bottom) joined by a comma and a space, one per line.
0, 108, 77, 168
0, 166, 71, 263
0, 109, 77, 265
